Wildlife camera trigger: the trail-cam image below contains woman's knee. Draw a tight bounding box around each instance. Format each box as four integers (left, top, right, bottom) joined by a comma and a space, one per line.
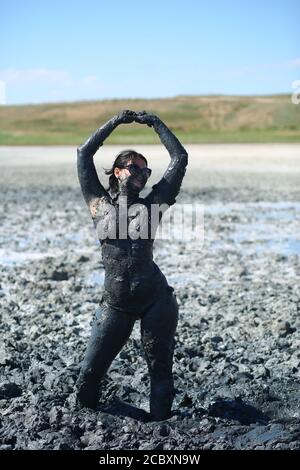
81, 305, 135, 370
141, 292, 178, 341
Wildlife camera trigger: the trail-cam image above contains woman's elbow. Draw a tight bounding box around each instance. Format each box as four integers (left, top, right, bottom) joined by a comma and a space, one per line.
77, 145, 84, 156
181, 150, 188, 167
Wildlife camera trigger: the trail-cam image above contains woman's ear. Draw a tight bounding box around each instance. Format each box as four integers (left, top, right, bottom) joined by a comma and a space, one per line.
114, 167, 120, 178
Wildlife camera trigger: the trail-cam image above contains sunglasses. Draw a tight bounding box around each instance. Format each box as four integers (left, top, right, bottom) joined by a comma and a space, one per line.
121, 163, 152, 179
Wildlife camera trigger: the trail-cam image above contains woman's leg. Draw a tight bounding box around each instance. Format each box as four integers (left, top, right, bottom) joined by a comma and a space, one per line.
140, 288, 179, 421
77, 304, 136, 408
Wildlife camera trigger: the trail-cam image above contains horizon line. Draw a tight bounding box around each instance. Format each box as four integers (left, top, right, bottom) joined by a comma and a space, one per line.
1, 92, 292, 107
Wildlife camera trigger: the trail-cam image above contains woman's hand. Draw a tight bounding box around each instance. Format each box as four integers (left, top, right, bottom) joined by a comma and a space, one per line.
134, 110, 160, 127
116, 109, 137, 124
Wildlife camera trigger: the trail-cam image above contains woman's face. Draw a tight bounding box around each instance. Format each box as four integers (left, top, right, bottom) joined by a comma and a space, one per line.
114, 157, 148, 190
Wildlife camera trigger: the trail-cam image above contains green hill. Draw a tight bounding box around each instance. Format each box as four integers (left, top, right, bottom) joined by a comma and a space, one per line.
0, 94, 299, 145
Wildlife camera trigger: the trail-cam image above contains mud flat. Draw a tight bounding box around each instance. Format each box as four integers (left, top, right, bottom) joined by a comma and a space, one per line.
0, 144, 300, 450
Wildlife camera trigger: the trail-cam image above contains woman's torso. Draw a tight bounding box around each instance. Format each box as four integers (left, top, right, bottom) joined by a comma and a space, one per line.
92, 195, 169, 315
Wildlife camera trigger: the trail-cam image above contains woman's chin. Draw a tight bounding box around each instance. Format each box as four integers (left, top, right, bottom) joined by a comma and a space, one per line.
132, 180, 145, 190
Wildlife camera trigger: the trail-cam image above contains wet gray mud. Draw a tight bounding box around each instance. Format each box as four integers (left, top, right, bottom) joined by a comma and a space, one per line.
1, 146, 300, 450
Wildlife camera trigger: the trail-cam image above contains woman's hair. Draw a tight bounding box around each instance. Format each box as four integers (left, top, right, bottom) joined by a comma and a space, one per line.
103, 149, 148, 194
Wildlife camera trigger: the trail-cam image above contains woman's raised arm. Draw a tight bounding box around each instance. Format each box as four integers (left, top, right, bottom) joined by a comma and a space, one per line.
77, 110, 136, 215
135, 111, 188, 207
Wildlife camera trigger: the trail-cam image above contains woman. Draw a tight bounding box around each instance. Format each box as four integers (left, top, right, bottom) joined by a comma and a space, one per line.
76, 110, 188, 421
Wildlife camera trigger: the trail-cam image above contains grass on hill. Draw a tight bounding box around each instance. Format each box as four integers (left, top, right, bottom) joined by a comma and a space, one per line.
0, 94, 299, 145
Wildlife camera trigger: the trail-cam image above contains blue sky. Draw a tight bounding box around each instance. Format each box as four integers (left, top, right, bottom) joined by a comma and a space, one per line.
0, 0, 299, 104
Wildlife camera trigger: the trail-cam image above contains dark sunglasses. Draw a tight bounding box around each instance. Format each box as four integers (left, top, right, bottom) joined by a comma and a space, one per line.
121, 163, 152, 178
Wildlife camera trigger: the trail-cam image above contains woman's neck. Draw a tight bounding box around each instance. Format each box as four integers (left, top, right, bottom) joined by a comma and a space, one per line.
111, 183, 140, 205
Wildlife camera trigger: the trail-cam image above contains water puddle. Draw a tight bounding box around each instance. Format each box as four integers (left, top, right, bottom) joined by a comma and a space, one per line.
204, 201, 300, 215
0, 249, 60, 266
87, 270, 105, 286
265, 238, 300, 256
1, 201, 299, 265
206, 201, 300, 256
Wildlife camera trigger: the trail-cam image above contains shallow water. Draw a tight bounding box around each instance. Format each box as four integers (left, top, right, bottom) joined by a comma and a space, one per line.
87, 270, 105, 286
204, 201, 300, 214
1, 201, 299, 266
206, 201, 300, 256
0, 249, 59, 267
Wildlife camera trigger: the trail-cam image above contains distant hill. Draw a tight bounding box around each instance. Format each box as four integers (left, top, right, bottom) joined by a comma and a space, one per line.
0, 95, 299, 145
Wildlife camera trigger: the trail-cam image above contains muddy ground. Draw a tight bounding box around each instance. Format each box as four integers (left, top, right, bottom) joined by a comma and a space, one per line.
0, 144, 300, 450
